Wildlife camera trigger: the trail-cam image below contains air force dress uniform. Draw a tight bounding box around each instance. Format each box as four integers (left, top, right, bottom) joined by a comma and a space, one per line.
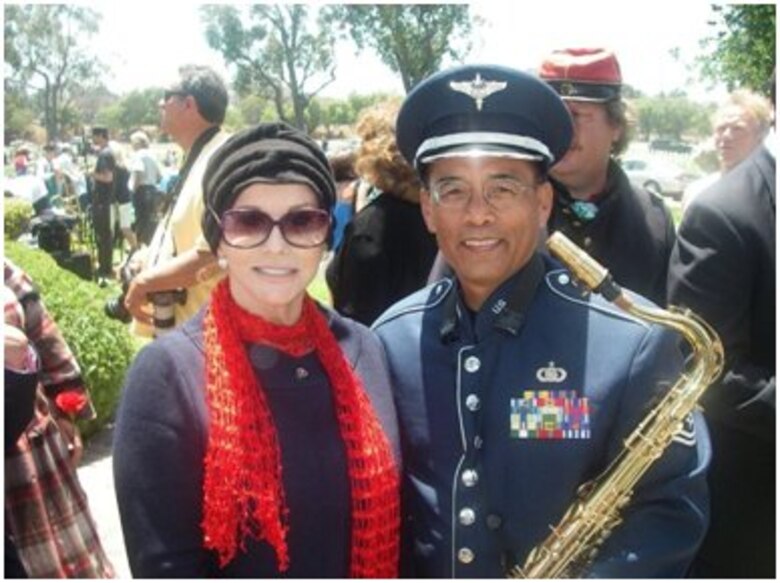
373, 64, 710, 578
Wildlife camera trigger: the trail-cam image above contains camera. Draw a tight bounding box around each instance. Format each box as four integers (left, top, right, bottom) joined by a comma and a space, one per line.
104, 257, 187, 334
147, 289, 187, 332
104, 260, 136, 324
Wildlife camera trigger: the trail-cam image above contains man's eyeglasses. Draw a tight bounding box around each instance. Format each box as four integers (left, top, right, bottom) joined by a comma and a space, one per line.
216, 207, 331, 249
431, 177, 539, 211
163, 90, 187, 103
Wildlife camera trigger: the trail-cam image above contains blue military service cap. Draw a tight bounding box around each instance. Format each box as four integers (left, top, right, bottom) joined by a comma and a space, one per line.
396, 64, 573, 172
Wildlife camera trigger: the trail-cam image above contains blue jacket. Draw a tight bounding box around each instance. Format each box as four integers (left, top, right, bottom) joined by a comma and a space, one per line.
373, 253, 710, 578
114, 306, 400, 577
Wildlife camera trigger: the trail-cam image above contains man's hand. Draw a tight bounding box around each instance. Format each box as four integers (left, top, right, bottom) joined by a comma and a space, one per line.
124, 271, 155, 326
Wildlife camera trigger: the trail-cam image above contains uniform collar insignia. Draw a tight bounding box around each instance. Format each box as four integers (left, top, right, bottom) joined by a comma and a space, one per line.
560, 81, 575, 97
536, 361, 568, 383
449, 73, 507, 111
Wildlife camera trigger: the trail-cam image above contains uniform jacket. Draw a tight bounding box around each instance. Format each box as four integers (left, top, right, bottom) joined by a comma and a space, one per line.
374, 253, 710, 578
326, 191, 438, 326
549, 160, 675, 306
667, 145, 775, 577
114, 305, 400, 578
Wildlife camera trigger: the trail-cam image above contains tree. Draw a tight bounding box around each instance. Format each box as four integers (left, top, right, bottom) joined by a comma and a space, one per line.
4, 5, 106, 141
698, 4, 775, 93
633, 95, 714, 141
202, 5, 336, 131
327, 5, 474, 93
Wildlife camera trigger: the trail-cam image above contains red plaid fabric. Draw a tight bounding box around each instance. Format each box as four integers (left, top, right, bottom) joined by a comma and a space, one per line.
5, 414, 115, 578
4, 260, 113, 578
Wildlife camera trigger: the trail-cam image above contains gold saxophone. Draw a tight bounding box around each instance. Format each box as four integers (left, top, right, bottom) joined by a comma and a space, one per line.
508, 231, 724, 579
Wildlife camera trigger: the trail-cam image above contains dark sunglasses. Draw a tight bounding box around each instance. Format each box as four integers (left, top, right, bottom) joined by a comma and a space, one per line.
218, 207, 331, 249
163, 90, 187, 102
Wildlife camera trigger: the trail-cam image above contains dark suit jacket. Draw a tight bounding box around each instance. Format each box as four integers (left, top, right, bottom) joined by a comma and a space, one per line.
667, 145, 775, 577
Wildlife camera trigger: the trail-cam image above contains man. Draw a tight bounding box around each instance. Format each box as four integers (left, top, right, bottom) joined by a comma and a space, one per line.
123, 64, 230, 336
540, 48, 674, 307
128, 130, 163, 245
681, 89, 773, 212
91, 127, 126, 282
668, 122, 775, 575
373, 64, 710, 577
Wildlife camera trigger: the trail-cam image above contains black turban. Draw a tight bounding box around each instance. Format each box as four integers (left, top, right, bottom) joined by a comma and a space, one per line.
202, 122, 336, 252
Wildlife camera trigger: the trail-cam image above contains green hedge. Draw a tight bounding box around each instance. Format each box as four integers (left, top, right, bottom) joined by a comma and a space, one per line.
4, 198, 34, 240
5, 241, 140, 439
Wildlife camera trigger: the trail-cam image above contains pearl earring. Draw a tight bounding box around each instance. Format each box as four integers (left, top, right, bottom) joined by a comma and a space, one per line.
217, 256, 228, 270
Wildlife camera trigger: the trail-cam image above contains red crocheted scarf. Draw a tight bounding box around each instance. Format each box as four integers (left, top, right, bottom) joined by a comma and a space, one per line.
201, 280, 400, 576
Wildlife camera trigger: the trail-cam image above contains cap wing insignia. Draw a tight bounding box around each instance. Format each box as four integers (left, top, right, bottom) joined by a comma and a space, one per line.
449, 73, 507, 111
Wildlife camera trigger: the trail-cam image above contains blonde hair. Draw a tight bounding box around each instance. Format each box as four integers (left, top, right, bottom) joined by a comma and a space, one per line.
715, 90, 774, 136
130, 130, 150, 148
354, 100, 422, 204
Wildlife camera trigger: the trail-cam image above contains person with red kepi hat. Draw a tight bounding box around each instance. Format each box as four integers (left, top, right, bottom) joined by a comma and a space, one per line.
540, 47, 675, 307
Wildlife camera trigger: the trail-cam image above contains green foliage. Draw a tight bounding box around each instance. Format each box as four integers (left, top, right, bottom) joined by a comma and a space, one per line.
305, 92, 401, 137
633, 95, 714, 141
4, 84, 36, 142
4, 242, 139, 439
202, 5, 336, 131
4, 198, 34, 240
4, 5, 106, 140
327, 5, 473, 93
94, 87, 163, 135
698, 4, 776, 92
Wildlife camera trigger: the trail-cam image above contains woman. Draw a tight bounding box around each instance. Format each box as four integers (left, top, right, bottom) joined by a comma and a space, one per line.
326, 101, 438, 325
114, 123, 401, 578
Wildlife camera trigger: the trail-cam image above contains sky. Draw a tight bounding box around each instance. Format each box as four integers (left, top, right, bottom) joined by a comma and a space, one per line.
90, 1, 729, 103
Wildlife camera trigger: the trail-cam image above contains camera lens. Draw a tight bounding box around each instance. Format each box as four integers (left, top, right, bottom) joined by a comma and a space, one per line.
104, 295, 132, 323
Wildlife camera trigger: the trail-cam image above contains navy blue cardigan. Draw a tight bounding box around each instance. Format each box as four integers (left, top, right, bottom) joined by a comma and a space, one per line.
113, 306, 400, 578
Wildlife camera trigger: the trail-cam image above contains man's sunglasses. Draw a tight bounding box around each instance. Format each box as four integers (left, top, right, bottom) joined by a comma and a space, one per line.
217, 207, 331, 249
163, 90, 188, 102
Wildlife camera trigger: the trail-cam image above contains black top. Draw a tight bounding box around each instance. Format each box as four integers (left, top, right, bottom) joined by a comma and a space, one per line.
326, 192, 437, 326
93, 146, 116, 205
113, 307, 400, 577
548, 159, 675, 306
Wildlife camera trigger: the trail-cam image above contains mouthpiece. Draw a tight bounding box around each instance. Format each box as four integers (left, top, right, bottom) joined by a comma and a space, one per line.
547, 232, 622, 302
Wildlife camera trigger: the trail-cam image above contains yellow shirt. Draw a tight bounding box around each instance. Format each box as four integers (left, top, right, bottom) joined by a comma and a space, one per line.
131, 129, 230, 337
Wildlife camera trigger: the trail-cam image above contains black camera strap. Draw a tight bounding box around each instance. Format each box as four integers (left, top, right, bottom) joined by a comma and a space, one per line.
150, 125, 220, 266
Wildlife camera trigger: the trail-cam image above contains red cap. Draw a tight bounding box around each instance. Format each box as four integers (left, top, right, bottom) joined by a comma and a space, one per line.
539, 48, 622, 102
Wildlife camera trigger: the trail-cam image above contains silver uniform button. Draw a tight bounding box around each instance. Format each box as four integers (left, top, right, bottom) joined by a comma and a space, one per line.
474, 435, 483, 449
294, 367, 309, 380
464, 356, 481, 373
465, 393, 481, 412
461, 468, 479, 487
458, 547, 475, 564
557, 273, 570, 286
459, 507, 476, 526
584, 236, 592, 247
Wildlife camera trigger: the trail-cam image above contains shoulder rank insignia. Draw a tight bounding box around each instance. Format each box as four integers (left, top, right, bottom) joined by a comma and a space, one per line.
536, 361, 568, 383
510, 390, 591, 439
449, 73, 507, 111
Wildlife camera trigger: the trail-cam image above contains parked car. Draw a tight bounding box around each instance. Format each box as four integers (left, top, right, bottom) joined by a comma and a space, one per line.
621, 158, 699, 200
649, 138, 693, 154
